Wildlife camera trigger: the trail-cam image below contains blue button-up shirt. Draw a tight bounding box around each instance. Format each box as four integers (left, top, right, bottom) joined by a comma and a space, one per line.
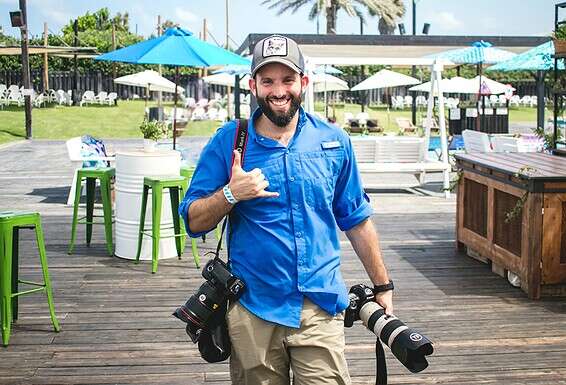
180, 107, 373, 328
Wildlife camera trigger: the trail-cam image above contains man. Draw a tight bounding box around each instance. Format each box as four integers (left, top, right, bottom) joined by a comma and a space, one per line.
180, 34, 393, 385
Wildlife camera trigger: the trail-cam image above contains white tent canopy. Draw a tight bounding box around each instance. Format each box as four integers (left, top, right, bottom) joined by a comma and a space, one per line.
351, 69, 420, 91
202, 73, 250, 90
310, 73, 349, 92
114, 70, 184, 93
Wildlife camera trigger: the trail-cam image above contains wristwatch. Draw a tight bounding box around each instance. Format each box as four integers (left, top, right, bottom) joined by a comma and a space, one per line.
222, 184, 238, 205
373, 280, 394, 293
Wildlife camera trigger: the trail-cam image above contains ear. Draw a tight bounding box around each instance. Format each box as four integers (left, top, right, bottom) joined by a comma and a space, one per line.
249, 77, 257, 97
300, 75, 309, 89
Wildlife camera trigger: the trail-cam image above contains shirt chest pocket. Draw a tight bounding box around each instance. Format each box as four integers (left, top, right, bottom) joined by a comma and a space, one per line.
300, 150, 344, 210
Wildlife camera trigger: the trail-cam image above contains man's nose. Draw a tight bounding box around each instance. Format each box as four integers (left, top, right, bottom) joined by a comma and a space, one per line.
271, 83, 286, 98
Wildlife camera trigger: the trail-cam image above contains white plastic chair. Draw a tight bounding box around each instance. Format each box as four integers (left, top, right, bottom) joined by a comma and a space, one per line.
94, 91, 108, 104
404, 95, 413, 107
104, 92, 117, 105
65, 137, 115, 205
356, 112, 369, 127
80, 91, 96, 106
509, 95, 521, 107
462, 130, 493, 153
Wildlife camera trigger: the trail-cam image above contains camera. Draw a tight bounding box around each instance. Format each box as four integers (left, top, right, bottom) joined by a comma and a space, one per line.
344, 284, 433, 374
173, 258, 245, 343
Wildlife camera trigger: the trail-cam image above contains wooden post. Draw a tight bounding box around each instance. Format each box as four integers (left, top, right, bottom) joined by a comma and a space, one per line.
111, 22, 117, 84
225, 0, 229, 49
157, 15, 162, 106
202, 19, 208, 77
43, 22, 48, 92
73, 18, 79, 105
19, 0, 32, 139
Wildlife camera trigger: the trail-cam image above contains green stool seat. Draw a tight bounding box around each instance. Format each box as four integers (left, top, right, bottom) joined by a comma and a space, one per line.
0, 211, 60, 346
135, 175, 199, 273
68, 167, 114, 256
180, 166, 222, 242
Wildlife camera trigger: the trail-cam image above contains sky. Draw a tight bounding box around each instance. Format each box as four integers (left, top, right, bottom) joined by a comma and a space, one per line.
0, 0, 558, 50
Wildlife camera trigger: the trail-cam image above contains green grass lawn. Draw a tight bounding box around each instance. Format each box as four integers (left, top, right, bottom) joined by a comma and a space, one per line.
0, 100, 220, 145
0, 99, 547, 145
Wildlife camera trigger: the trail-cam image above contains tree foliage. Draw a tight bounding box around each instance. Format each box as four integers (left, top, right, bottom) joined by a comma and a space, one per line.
261, 0, 405, 35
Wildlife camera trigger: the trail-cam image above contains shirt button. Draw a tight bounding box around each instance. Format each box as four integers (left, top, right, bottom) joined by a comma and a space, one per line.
289, 176, 295, 182
293, 203, 299, 209
295, 231, 302, 238
285, 149, 290, 154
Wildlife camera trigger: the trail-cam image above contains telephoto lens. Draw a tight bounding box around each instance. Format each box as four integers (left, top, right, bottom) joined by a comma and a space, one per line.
359, 301, 433, 373
345, 284, 434, 374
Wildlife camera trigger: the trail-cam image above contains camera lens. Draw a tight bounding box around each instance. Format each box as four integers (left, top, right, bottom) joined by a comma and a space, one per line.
174, 281, 224, 329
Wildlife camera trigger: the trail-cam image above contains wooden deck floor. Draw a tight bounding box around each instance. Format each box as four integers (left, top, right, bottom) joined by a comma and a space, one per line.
1, 140, 566, 385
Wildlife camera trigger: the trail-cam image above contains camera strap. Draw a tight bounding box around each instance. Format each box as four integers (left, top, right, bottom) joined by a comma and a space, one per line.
375, 339, 387, 385
212, 118, 249, 261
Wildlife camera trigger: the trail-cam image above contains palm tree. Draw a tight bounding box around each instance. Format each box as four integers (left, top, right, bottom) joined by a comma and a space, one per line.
261, 0, 405, 35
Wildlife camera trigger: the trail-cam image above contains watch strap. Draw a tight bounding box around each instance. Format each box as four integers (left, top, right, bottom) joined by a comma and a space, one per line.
373, 280, 394, 293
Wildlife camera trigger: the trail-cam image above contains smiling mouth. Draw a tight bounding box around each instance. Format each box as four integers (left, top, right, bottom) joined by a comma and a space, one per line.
269, 98, 290, 108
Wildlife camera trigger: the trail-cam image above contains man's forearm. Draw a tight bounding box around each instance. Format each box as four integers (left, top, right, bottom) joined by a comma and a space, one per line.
187, 188, 233, 234
345, 218, 389, 285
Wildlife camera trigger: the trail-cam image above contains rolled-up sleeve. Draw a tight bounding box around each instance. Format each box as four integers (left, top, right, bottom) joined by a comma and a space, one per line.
179, 127, 232, 238
332, 137, 373, 231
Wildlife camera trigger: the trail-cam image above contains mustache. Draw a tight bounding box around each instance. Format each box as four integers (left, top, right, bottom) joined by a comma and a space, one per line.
266, 95, 290, 102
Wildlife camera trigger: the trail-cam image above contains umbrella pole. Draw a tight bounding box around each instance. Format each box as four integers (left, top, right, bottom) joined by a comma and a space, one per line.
173, 66, 179, 150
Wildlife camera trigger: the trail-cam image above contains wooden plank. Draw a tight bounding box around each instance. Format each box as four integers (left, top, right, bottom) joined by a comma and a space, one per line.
524, 192, 543, 299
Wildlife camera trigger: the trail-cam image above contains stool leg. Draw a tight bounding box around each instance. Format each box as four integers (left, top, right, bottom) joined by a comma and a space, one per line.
151, 185, 163, 274
191, 238, 200, 269
1, 225, 13, 346
34, 220, 60, 333
100, 176, 114, 256
169, 187, 183, 259
68, 173, 84, 254
11, 227, 18, 322
135, 185, 149, 264
85, 177, 96, 246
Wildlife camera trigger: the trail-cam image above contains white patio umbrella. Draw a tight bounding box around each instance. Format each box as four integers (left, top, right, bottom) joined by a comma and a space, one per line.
469, 75, 515, 95
202, 73, 250, 90
114, 70, 184, 93
311, 73, 349, 92
351, 69, 420, 91
409, 76, 476, 94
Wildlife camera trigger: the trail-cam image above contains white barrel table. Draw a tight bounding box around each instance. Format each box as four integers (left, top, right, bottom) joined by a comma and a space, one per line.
114, 149, 181, 260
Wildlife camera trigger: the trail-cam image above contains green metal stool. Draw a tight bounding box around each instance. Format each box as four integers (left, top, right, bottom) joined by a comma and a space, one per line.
0, 211, 60, 346
68, 167, 114, 256
180, 166, 222, 242
135, 175, 199, 273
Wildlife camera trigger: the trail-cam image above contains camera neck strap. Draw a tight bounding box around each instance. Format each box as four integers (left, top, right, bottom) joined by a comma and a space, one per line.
213, 118, 249, 261
375, 338, 387, 385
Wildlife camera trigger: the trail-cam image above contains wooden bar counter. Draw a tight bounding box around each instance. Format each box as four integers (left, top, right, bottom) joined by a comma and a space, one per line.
455, 152, 566, 299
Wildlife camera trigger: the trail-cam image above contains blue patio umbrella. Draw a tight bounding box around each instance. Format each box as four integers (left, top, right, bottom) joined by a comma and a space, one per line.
486, 40, 563, 130
428, 41, 517, 131
96, 27, 250, 147
428, 40, 517, 65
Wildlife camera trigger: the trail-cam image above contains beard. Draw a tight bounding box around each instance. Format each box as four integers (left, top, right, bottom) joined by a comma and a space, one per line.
256, 91, 302, 128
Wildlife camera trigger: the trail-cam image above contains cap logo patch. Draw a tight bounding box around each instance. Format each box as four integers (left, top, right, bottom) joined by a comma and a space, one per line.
263, 36, 287, 58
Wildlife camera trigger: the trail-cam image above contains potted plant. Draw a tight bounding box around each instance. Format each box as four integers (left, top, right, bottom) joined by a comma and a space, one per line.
139, 118, 171, 152
553, 23, 566, 56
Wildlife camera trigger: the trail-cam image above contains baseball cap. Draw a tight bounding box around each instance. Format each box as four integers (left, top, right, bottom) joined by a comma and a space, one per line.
251, 35, 305, 77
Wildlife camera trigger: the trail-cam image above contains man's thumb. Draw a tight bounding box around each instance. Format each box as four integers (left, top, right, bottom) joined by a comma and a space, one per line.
232, 150, 242, 169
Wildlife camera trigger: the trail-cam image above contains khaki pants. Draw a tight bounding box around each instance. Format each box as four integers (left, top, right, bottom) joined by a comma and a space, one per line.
226, 298, 351, 385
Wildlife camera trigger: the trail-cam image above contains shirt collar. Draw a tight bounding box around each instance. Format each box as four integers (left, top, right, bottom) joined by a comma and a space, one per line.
249, 106, 308, 147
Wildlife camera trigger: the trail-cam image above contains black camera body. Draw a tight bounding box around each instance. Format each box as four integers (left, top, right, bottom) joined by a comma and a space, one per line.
344, 284, 433, 374
173, 258, 245, 343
